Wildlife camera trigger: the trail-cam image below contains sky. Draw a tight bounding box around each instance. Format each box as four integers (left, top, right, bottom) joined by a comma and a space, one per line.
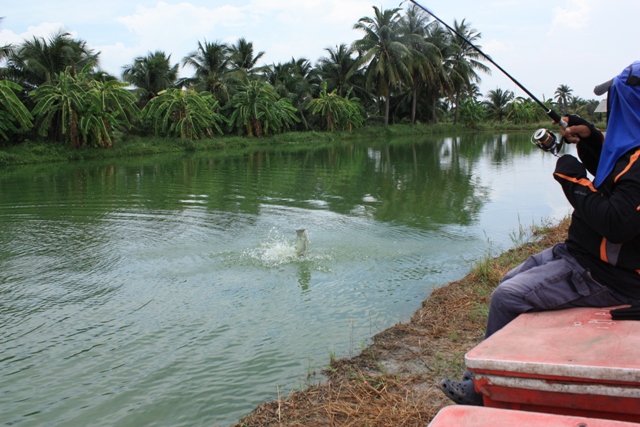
1, 0, 638, 101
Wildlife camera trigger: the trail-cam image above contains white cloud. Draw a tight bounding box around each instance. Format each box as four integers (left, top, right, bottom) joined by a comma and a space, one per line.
105, 2, 258, 76
549, 0, 596, 31
116, 2, 248, 47
92, 42, 138, 76
239, 0, 385, 64
482, 39, 513, 56
0, 22, 73, 46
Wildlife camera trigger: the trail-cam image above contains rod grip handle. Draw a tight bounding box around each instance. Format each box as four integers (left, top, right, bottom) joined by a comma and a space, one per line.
547, 110, 568, 129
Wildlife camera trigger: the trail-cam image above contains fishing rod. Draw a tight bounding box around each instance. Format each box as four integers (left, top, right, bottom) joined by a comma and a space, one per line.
405, 0, 567, 155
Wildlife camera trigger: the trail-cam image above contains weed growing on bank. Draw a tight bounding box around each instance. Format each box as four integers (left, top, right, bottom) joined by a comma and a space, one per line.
233, 218, 570, 427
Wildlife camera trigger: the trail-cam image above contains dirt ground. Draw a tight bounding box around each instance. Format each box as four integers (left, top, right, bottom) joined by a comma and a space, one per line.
232, 220, 570, 427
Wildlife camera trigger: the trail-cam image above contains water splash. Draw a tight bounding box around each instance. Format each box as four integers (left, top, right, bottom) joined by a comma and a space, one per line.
243, 228, 307, 267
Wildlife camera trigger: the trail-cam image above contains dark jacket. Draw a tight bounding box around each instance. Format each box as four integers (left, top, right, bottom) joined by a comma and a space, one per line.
554, 130, 640, 300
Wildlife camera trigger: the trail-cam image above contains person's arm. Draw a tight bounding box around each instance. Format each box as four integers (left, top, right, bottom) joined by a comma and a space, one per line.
553, 153, 640, 242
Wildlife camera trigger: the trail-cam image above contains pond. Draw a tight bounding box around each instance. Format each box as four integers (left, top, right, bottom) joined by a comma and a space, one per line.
0, 132, 574, 427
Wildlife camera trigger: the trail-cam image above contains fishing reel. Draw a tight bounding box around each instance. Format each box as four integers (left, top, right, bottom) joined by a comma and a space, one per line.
531, 128, 563, 157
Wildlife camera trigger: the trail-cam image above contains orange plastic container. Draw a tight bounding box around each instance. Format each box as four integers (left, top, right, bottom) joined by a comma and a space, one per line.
428, 406, 640, 427
465, 307, 640, 422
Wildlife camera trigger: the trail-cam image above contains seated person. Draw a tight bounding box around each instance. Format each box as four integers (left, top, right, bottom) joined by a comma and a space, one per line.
439, 60, 640, 405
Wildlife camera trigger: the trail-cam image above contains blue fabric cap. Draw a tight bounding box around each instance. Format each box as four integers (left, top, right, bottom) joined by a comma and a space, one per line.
594, 61, 640, 188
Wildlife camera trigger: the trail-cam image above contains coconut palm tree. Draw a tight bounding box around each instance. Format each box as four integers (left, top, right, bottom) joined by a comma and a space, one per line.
263, 58, 318, 130
0, 43, 12, 67
352, 6, 411, 127
122, 51, 178, 105
228, 38, 265, 77
447, 19, 491, 124
6, 30, 98, 89
554, 84, 573, 115
423, 22, 454, 123
398, 5, 443, 124
0, 18, 12, 80
485, 88, 514, 122
181, 40, 233, 100
288, 57, 320, 128
316, 44, 359, 97
0, 41, 11, 64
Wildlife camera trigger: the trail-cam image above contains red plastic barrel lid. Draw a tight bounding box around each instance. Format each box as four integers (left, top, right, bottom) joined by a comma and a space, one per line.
428, 406, 640, 427
465, 307, 640, 383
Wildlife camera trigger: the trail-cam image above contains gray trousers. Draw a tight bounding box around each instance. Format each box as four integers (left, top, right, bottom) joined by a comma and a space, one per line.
485, 243, 630, 338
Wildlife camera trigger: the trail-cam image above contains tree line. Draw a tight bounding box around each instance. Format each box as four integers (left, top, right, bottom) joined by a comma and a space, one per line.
0, 5, 601, 148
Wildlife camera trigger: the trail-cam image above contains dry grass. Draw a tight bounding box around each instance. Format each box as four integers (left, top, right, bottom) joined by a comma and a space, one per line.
233, 218, 570, 427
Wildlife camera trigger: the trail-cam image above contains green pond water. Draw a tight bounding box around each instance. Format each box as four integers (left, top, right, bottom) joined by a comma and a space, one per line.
0, 132, 574, 426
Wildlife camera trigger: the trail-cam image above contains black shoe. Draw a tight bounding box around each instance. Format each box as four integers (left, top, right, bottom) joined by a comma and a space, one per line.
438, 377, 484, 406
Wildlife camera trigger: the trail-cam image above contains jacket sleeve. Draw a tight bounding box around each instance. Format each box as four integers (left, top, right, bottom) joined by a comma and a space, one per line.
576, 130, 603, 176
553, 154, 640, 243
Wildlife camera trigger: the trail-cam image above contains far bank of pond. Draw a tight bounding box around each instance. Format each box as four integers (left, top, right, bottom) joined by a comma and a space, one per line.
0, 121, 580, 167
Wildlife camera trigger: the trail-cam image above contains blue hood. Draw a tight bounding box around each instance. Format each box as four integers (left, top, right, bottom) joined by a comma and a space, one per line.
594, 61, 640, 188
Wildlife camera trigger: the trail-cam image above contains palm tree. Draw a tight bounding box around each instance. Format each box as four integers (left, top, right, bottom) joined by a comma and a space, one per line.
228, 38, 265, 77
308, 83, 364, 132
7, 30, 98, 89
459, 97, 484, 128
423, 23, 454, 123
181, 40, 233, 100
467, 83, 482, 101
289, 57, 320, 128
398, 5, 443, 124
142, 88, 226, 140
554, 84, 573, 115
122, 51, 178, 105
0, 80, 33, 140
0, 43, 12, 65
0, 18, 12, 80
227, 80, 299, 137
316, 44, 358, 97
485, 88, 514, 122
508, 97, 541, 124
32, 64, 139, 148
81, 78, 140, 147
31, 66, 87, 147
262, 62, 287, 89
263, 57, 318, 130
447, 19, 491, 124
352, 6, 411, 127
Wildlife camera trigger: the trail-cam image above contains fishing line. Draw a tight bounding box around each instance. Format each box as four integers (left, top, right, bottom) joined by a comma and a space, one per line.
404, 0, 567, 155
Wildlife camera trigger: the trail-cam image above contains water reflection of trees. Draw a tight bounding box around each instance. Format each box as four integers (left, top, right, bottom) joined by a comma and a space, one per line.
1, 132, 540, 230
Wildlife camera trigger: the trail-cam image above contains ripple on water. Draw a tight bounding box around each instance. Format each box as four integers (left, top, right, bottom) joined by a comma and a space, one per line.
0, 140, 574, 427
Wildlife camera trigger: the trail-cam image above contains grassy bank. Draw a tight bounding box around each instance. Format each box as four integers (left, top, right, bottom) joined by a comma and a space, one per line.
233, 218, 570, 427
0, 123, 451, 166
0, 121, 584, 167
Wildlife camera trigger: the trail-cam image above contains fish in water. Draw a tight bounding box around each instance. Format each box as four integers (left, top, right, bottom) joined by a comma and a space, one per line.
295, 228, 310, 257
